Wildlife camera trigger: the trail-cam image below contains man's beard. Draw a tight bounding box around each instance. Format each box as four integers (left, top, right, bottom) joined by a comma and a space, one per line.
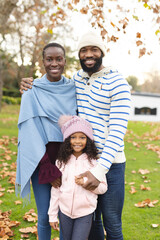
80, 55, 103, 73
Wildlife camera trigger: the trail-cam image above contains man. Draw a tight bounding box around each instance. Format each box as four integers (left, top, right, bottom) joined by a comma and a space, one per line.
20, 31, 131, 240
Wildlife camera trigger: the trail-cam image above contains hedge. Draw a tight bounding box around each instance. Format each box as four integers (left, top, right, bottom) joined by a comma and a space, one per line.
2, 96, 21, 105
2, 88, 21, 98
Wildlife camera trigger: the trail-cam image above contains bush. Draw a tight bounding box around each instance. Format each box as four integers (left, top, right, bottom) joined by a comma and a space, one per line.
2, 96, 21, 105
2, 88, 21, 98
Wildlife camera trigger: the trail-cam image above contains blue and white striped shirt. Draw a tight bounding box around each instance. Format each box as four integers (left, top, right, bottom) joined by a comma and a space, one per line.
73, 67, 131, 180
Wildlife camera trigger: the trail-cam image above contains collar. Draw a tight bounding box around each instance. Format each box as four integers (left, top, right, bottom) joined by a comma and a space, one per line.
81, 66, 117, 79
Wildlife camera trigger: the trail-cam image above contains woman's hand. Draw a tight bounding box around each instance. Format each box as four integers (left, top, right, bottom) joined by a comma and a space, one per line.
51, 177, 62, 188
20, 77, 33, 94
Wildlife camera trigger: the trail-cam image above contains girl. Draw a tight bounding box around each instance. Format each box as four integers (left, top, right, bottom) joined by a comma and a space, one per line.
48, 115, 107, 240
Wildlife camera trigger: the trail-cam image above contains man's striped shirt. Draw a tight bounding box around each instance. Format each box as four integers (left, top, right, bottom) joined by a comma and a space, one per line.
73, 67, 131, 179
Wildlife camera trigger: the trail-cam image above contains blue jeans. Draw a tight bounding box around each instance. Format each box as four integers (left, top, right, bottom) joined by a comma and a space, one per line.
59, 210, 93, 240
31, 168, 52, 240
32, 168, 64, 240
88, 163, 125, 240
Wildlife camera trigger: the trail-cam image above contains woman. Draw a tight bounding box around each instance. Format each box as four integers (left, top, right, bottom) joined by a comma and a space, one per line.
16, 43, 77, 240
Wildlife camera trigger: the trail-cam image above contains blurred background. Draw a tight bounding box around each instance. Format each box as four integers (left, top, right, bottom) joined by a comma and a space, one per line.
0, 0, 160, 110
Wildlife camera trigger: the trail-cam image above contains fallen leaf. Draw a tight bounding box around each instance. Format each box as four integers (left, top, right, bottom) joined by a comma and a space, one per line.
135, 199, 159, 208
138, 169, 150, 175
151, 224, 159, 228
140, 185, 151, 191
129, 186, 137, 194
14, 200, 22, 205
7, 190, 14, 193
129, 182, 135, 185
19, 226, 37, 234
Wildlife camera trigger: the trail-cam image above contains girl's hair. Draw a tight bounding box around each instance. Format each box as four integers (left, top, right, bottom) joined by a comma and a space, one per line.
57, 136, 98, 167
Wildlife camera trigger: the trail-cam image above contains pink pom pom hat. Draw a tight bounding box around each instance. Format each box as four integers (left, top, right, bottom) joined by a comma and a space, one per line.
58, 115, 94, 141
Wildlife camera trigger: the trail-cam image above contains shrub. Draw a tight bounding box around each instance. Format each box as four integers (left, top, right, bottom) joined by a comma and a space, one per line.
2, 88, 21, 98
2, 96, 21, 105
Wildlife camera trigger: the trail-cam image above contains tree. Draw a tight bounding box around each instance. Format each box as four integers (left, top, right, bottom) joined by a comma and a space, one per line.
126, 76, 141, 92
141, 71, 160, 93
0, 0, 18, 111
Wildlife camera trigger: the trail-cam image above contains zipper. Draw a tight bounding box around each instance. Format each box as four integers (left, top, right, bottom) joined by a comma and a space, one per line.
70, 157, 76, 216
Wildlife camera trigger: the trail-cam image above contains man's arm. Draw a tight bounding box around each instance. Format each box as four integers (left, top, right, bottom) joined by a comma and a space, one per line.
20, 77, 33, 94
80, 76, 131, 189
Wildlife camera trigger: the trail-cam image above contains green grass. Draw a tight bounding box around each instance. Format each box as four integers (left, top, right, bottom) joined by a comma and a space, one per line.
0, 104, 160, 240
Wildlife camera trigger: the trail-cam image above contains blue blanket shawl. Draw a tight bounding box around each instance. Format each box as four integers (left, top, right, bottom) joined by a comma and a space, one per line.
16, 74, 77, 198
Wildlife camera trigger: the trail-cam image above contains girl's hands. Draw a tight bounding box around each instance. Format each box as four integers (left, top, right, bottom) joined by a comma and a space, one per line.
75, 176, 84, 185
50, 222, 59, 231
76, 171, 100, 191
75, 176, 88, 186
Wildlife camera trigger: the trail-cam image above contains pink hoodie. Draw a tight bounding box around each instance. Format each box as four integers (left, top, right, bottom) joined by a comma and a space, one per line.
48, 153, 107, 222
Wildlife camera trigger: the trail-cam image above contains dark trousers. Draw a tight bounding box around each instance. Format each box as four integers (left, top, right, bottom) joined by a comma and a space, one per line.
88, 163, 125, 240
59, 210, 93, 240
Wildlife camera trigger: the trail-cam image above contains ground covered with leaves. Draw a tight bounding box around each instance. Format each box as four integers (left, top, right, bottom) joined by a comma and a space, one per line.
0, 105, 160, 240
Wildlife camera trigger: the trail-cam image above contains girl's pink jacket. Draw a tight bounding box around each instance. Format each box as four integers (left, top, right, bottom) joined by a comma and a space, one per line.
48, 153, 107, 222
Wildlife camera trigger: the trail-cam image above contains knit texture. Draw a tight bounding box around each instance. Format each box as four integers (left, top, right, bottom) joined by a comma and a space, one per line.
77, 30, 106, 56
59, 115, 93, 140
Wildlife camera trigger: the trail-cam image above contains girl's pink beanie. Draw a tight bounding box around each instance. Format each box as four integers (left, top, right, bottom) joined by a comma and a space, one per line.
58, 115, 94, 140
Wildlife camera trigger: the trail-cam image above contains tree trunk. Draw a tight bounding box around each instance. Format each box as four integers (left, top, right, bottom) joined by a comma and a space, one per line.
0, 0, 18, 111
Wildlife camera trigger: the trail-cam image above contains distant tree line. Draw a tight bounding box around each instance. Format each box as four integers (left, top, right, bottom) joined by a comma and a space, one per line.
126, 71, 160, 93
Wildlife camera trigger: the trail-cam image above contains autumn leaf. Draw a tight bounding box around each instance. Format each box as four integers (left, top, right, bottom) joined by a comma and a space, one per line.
96, 0, 103, 8
7, 189, 14, 193
67, 3, 73, 10
23, 209, 38, 223
0, 210, 20, 238
133, 15, 139, 21
14, 200, 22, 205
110, 21, 115, 28
136, 40, 143, 46
138, 169, 150, 175
80, 6, 89, 14
129, 186, 137, 194
139, 47, 146, 58
73, 0, 80, 4
140, 185, 151, 191
151, 224, 159, 228
129, 182, 135, 185
135, 199, 159, 208
136, 32, 141, 38
21, 233, 29, 238
111, 35, 119, 42
47, 29, 53, 34
19, 226, 37, 234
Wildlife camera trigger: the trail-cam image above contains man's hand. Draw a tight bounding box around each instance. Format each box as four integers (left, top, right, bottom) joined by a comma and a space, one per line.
20, 77, 33, 94
50, 221, 59, 231
76, 171, 100, 191
51, 177, 62, 188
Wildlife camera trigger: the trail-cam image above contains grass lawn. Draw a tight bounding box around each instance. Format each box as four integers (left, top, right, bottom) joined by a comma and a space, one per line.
0, 104, 160, 240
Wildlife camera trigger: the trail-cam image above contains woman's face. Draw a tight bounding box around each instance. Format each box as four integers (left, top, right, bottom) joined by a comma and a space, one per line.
43, 47, 66, 82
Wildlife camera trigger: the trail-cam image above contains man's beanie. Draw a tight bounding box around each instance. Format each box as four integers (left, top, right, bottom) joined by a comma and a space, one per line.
58, 115, 94, 141
77, 30, 106, 56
